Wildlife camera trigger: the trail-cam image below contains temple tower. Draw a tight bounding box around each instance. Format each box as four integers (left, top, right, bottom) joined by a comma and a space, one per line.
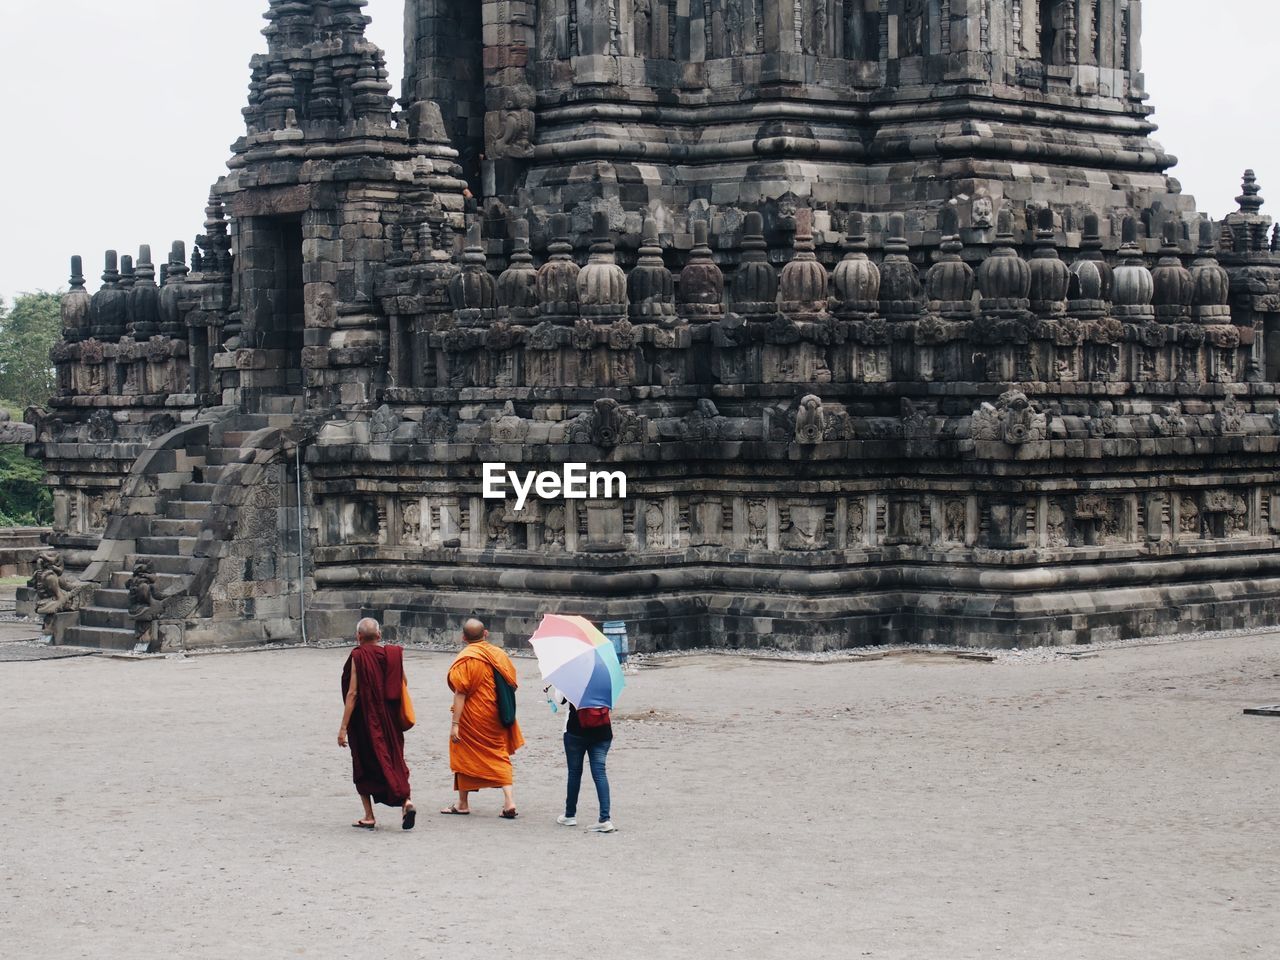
219, 0, 469, 412
405, 0, 1186, 247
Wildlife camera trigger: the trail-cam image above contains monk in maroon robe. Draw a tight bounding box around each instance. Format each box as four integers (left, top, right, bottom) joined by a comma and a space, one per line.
338, 618, 416, 830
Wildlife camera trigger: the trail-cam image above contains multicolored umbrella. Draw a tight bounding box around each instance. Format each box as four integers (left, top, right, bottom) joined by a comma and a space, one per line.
527, 614, 626, 709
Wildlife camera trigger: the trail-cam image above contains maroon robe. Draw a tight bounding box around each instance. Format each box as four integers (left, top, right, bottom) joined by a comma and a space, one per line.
341, 643, 411, 807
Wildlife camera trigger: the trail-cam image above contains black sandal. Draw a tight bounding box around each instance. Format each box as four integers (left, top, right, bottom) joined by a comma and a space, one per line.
500, 808, 519, 819
352, 819, 376, 830
402, 803, 417, 830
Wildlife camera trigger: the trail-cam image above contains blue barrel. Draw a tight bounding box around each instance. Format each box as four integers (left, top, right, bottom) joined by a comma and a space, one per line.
602, 620, 628, 663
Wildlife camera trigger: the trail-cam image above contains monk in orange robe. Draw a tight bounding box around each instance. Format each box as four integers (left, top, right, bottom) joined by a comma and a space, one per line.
440, 618, 525, 818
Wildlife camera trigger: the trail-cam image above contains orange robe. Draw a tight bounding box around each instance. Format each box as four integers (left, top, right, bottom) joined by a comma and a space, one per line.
447, 642, 526, 791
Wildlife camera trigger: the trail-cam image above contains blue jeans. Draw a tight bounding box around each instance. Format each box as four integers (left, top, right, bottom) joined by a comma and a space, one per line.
564, 732, 611, 822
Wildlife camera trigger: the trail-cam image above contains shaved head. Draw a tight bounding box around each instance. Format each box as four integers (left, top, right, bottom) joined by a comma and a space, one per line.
356, 617, 381, 641
462, 618, 487, 642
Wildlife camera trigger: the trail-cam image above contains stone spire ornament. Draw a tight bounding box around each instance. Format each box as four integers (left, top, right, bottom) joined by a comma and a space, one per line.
729, 212, 778, 317
89, 250, 127, 341
1111, 218, 1155, 322
449, 221, 497, 313
496, 218, 540, 320
779, 208, 829, 317
536, 214, 580, 322
1191, 220, 1232, 324
159, 242, 189, 333
832, 213, 880, 320
1027, 208, 1069, 318
61, 256, 91, 341
976, 208, 1031, 320
127, 244, 161, 338
628, 218, 676, 321
925, 208, 974, 320
578, 211, 628, 320
1068, 212, 1113, 319
678, 220, 725, 321
877, 214, 924, 321
1151, 220, 1193, 322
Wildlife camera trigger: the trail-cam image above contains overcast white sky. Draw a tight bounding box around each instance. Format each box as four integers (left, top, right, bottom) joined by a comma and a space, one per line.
1, 0, 1276, 303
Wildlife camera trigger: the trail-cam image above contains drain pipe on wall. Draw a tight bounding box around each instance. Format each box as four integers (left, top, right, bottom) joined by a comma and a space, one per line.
295, 443, 309, 646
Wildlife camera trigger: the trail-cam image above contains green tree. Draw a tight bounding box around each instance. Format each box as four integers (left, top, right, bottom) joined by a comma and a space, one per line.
0, 443, 52, 526
0, 291, 62, 409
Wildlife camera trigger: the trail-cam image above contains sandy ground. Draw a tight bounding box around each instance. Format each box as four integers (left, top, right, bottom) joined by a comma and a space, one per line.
1, 638, 1278, 960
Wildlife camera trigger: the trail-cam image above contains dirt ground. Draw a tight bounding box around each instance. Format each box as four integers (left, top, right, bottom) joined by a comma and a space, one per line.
1, 636, 1277, 960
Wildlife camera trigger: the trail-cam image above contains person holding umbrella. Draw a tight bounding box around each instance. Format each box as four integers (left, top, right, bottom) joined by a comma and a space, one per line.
528, 615, 626, 834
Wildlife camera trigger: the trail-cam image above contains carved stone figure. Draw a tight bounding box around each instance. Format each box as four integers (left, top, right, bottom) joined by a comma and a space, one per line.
725, 0, 746, 56
544, 506, 567, 551
746, 500, 768, 546
901, 0, 926, 56
784, 501, 828, 551
127, 561, 164, 620
484, 110, 536, 160
402, 502, 422, 545
633, 0, 652, 57
29, 552, 78, 617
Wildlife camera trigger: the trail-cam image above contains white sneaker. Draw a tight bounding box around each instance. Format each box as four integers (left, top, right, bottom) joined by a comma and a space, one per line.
556, 815, 577, 826
588, 820, 616, 833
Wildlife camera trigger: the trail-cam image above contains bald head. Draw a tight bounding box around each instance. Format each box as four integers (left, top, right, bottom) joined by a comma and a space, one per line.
462, 618, 487, 643
356, 617, 381, 643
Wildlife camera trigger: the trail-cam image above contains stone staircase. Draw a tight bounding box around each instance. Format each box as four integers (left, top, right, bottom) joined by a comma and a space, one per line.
58, 399, 302, 651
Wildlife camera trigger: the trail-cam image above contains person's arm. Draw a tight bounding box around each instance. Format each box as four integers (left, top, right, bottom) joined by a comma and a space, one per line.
450, 690, 467, 742
338, 666, 358, 747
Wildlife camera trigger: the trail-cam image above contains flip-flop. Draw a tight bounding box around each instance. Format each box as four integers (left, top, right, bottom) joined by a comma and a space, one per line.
402, 804, 417, 830
439, 806, 471, 815
500, 808, 519, 820
352, 819, 376, 830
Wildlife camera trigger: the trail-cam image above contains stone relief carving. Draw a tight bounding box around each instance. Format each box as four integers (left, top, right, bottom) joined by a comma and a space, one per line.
795, 395, 825, 444
971, 390, 1048, 445
484, 110, 536, 160
87, 409, 116, 442
784, 501, 828, 551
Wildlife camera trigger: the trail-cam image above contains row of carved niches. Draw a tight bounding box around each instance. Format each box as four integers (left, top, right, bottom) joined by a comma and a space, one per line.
311, 484, 1280, 557
537, 0, 1119, 71
408, 313, 1254, 390
397, 209, 1275, 335
49, 337, 191, 398
338, 392, 1279, 457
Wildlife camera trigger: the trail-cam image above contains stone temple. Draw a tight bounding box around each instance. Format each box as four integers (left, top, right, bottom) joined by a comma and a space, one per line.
21, 0, 1280, 651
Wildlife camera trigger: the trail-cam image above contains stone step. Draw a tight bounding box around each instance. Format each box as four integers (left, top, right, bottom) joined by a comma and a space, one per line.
126, 553, 193, 576
136, 535, 198, 556
203, 449, 245, 467
107, 570, 185, 593
180, 482, 217, 500
60, 625, 137, 651
79, 605, 133, 629
95, 586, 130, 606
151, 518, 203, 538
202, 463, 228, 478
163, 500, 212, 521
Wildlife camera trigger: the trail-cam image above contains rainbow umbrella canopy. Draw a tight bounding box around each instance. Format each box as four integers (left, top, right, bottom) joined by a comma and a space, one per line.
527, 614, 626, 709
